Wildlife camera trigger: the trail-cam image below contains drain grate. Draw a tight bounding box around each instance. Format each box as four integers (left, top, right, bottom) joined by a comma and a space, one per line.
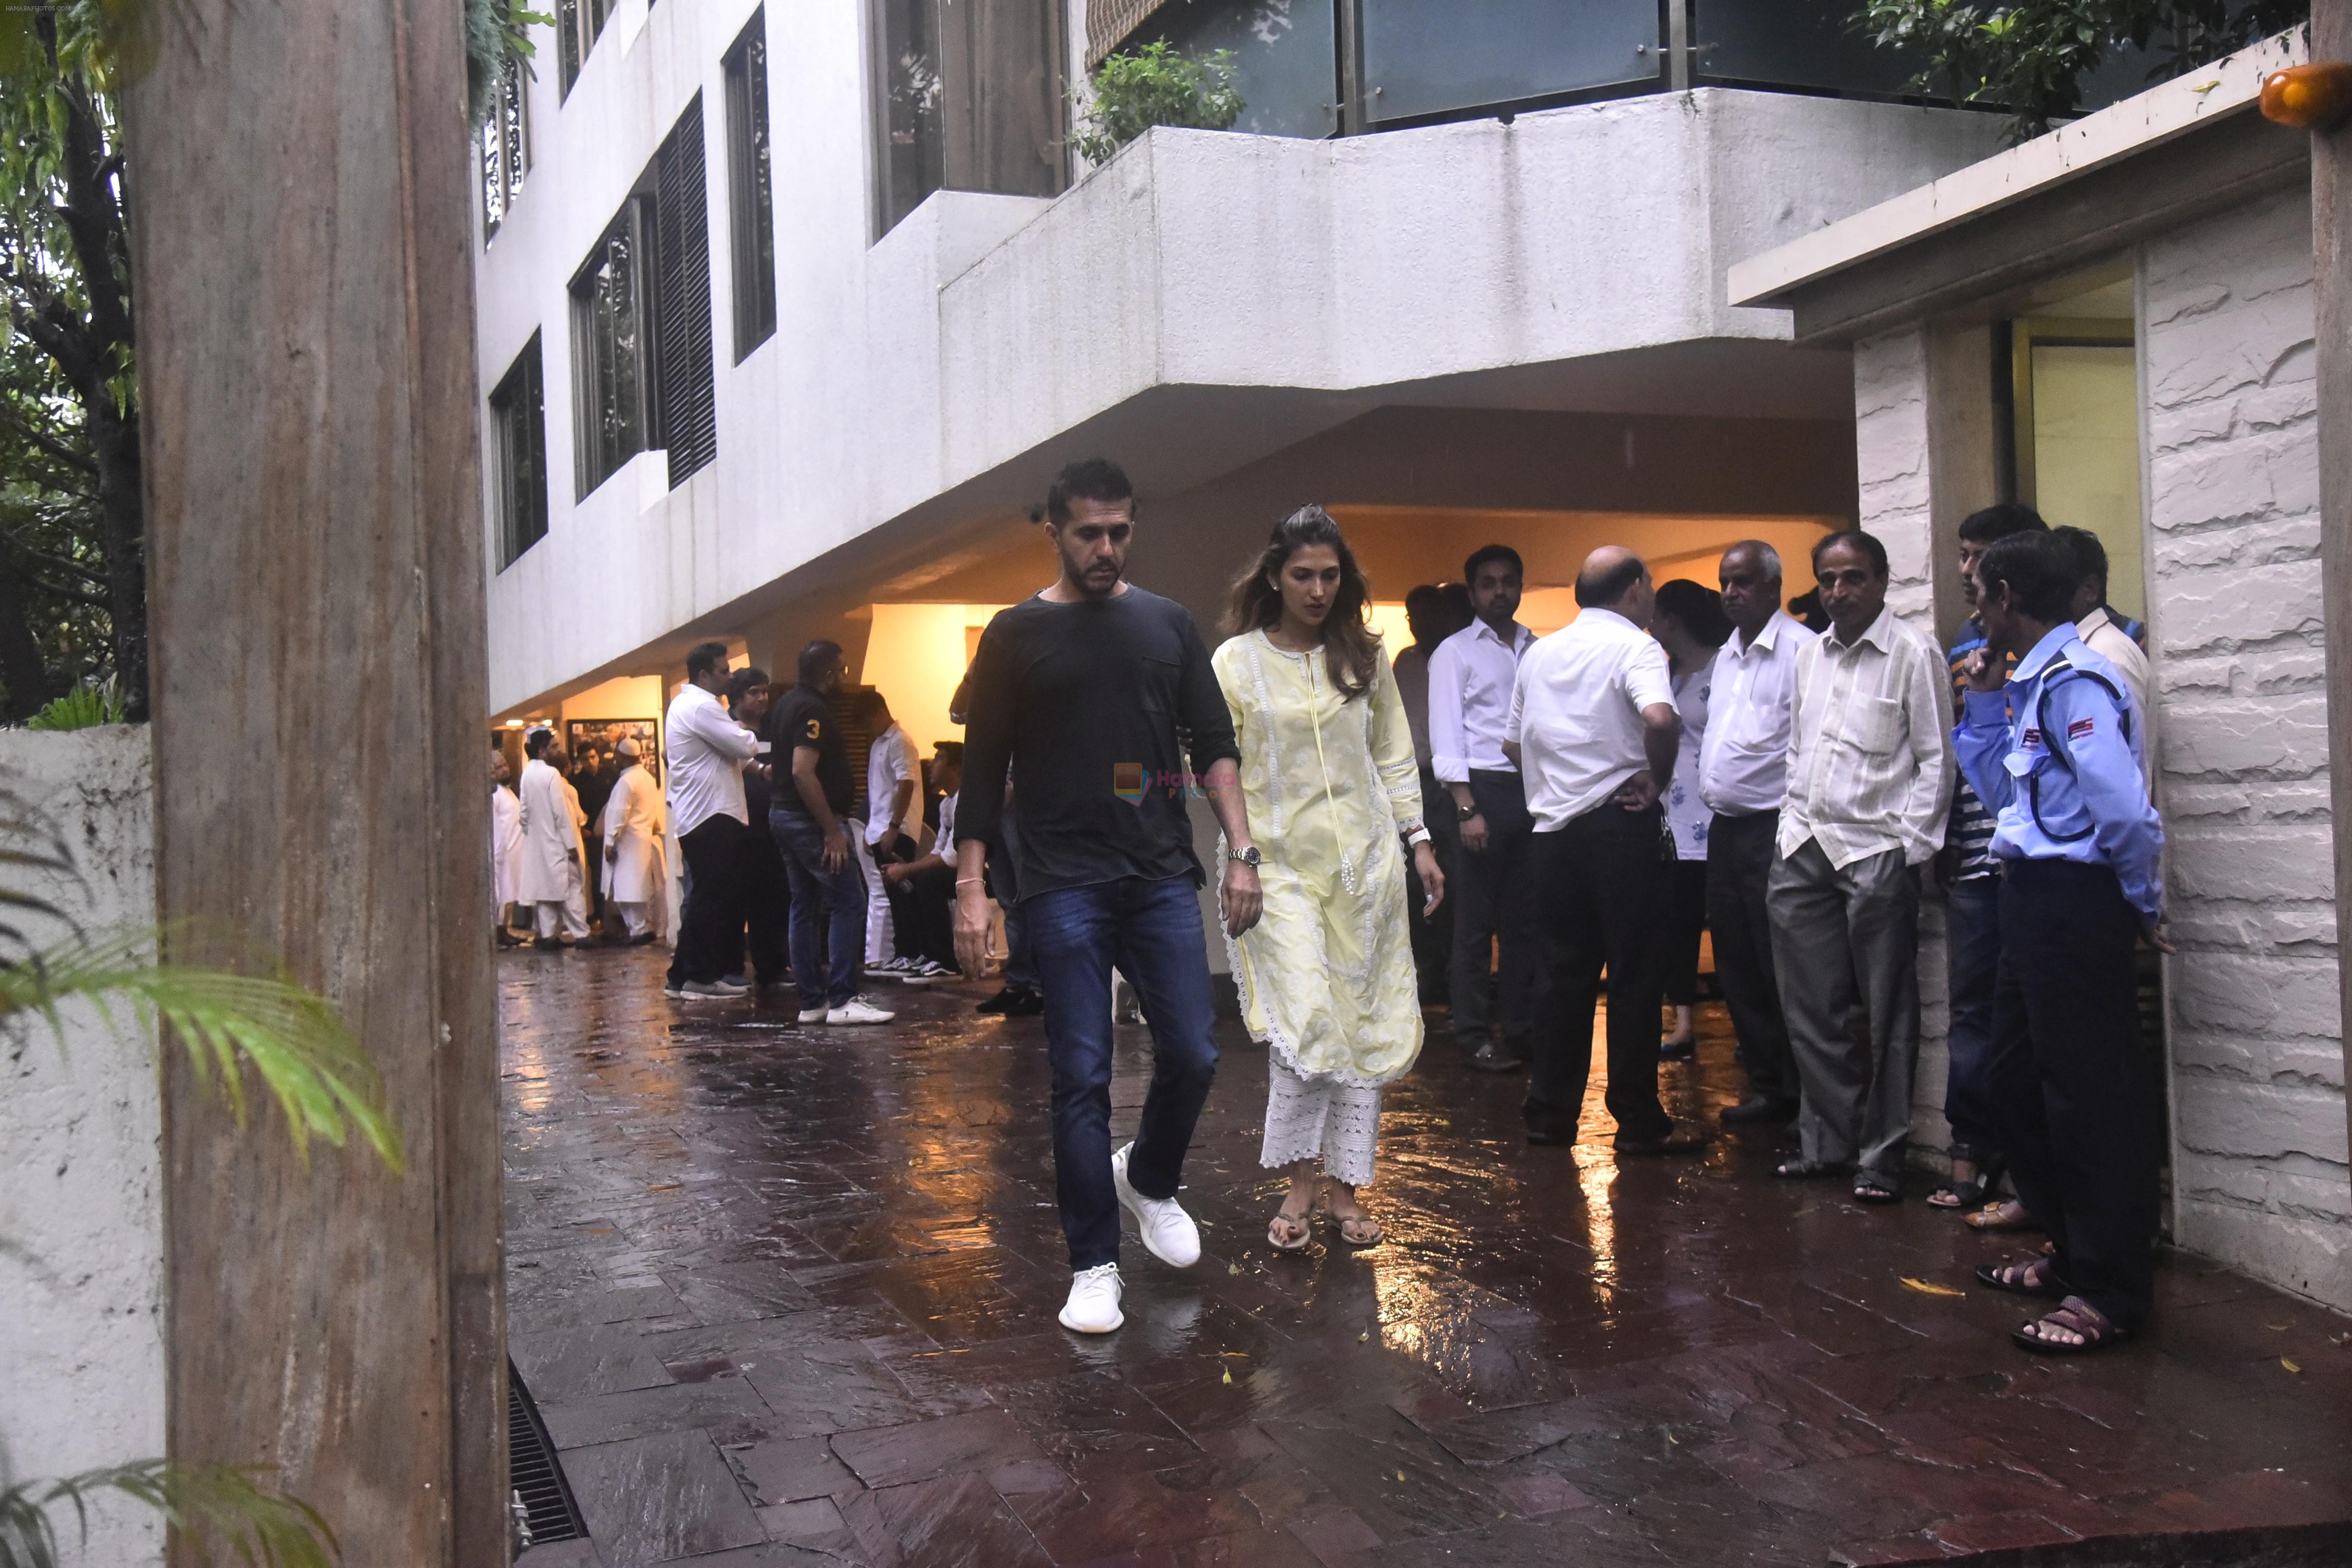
508, 1359, 587, 1547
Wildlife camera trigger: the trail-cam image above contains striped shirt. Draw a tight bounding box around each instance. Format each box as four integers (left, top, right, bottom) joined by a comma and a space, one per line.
1945, 616, 2005, 879
1779, 606, 1952, 870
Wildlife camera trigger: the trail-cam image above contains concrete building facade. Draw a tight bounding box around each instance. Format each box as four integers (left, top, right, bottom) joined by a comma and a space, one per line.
472, 1, 2013, 750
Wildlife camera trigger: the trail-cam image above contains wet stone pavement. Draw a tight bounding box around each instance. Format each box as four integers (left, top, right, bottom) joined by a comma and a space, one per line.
500, 948, 2352, 1567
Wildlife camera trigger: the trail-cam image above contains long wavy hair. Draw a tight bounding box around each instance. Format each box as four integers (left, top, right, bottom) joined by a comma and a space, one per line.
1226, 505, 1380, 700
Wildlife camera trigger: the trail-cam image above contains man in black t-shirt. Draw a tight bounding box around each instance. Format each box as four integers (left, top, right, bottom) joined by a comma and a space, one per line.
767, 640, 894, 1027
954, 458, 1262, 1336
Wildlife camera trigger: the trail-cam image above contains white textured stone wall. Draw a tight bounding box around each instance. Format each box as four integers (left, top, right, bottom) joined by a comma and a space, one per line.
1851, 327, 1958, 1162
0, 726, 163, 1565
2142, 187, 2349, 1310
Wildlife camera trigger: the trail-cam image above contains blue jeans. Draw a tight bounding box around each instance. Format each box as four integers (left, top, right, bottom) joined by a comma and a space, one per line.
1029, 874, 1220, 1269
770, 809, 866, 1010
1944, 874, 2003, 1164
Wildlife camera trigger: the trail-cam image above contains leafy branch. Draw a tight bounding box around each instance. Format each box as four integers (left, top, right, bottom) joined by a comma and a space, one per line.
1071, 41, 1244, 166
0, 1462, 336, 1568
1857, 0, 2309, 141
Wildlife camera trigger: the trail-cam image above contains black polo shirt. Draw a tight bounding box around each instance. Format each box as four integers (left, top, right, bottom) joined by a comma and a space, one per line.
767, 682, 853, 816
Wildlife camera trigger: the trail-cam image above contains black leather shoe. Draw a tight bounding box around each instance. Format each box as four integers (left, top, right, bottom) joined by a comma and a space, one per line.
1720, 1095, 1800, 1125
1614, 1132, 1709, 1156
1469, 1043, 1530, 1073
1004, 987, 1046, 1017
975, 988, 1016, 1015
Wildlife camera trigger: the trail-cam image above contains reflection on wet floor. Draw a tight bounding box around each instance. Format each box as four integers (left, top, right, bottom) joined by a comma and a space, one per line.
501, 947, 2352, 1567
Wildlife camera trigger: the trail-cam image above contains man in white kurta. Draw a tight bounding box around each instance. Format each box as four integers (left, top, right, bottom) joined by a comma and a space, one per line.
517, 733, 591, 945
603, 740, 667, 941
491, 751, 524, 941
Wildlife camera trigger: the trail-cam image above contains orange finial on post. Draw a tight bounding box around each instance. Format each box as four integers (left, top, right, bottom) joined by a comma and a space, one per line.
2261, 63, 2352, 129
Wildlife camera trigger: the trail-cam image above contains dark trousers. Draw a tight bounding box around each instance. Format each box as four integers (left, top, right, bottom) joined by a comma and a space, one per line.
1029, 875, 1219, 1270
740, 833, 791, 984
1525, 803, 1673, 1144
1449, 769, 1538, 1052
666, 814, 751, 987
885, 862, 956, 969
1705, 810, 1797, 1101
1944, 874, 2003, 1165
770, 808, 867, 1010
1992, 859, 2159, 1331
990, 818, 1038, 991
1406, 763, 1458, 1001
1661, 858, 1709, 1008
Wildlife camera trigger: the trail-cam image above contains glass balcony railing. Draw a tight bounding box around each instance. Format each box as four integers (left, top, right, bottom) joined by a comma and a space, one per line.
1123, 0, 2154, 141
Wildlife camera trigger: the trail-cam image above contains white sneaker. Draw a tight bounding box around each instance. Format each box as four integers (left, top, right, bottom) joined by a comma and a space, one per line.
1111, 1142, 1200, 1268
797, 1007, 827, 1024
826, 997, 896, 1025
1058, 1263, 1123, 1333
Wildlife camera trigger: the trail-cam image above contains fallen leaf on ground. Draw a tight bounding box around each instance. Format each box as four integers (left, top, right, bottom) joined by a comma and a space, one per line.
1900, 1277, 1965, 1298
2283, 1358, 2302, 1373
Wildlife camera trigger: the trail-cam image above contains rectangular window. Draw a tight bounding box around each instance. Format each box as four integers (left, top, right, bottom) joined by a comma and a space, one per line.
724, 10, 778, 360
873, 0, 1064, 237
558, 0, 617, 99
481, 57, 530, 240
568, 96, 716, 500
570, 193, 657, 498
490, 335, 549, 569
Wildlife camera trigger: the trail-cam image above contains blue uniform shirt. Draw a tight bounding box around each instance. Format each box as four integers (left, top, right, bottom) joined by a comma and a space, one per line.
1953, 625, 2164, 923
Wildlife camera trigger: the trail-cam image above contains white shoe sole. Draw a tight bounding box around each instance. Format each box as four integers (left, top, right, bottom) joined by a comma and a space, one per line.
1057, 1302, 1123, 1333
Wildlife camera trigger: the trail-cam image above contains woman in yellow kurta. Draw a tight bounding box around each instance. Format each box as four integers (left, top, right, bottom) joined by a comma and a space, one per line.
1215, 507, 1444, 1251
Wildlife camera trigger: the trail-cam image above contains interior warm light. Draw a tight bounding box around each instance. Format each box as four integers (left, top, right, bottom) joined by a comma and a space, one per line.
503, 719, 525, 728
2261, 64, 2352, 129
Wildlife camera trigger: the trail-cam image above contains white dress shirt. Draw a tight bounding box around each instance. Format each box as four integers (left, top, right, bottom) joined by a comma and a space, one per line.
1778, 606, 1951, 869
1698, 610, 1819, 818
1661, 665, 1713, 860
864, 721, 919, 846
1504, 608, 1677, 831
664, 682, 757, 838
2076, 607, 2150, 717
1427, 618, 1535, 782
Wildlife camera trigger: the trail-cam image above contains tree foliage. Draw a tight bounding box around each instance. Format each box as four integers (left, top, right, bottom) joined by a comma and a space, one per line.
1071, 41, 1245, 166
0, 1, 143, 721
0, 0, 544, 724
1859, 1, 2309, 140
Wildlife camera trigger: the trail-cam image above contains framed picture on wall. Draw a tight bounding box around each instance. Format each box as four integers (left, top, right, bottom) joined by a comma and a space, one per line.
566, 718, 661, 783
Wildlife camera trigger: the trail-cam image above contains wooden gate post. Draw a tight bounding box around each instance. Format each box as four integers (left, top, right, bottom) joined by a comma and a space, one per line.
123, 1, 504, 1561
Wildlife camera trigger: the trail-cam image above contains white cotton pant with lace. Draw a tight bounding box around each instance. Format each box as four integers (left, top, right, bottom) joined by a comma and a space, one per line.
1260, 1057, 1383, 1187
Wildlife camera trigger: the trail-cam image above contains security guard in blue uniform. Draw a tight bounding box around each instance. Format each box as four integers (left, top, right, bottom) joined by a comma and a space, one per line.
1954, 530, 2167, 1356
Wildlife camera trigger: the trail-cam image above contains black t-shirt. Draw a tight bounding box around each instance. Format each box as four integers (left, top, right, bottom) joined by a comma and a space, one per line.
956, 585, 1240, 901
767, 683, 853, 816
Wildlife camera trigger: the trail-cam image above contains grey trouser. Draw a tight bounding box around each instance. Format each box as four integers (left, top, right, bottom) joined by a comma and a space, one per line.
1766, 838, 1921, 1176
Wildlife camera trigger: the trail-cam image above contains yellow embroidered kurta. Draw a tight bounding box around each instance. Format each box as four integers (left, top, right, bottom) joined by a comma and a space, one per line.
1214, 630, 1426, 1088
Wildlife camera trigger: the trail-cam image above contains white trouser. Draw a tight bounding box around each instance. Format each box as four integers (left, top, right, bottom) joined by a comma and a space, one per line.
533, 897, 590, 940
613, 901, 654, 938
1260, 1057, 1383, 1187
533, 856, 591, 940
852, 819, 895, 965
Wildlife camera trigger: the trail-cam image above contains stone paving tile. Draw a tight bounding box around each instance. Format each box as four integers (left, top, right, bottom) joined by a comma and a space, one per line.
500, 947, 2352, 1566
561, 1428, 767, 1564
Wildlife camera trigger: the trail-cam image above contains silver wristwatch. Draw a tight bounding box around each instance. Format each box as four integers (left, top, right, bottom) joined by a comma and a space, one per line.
1228, 845, 1261, 867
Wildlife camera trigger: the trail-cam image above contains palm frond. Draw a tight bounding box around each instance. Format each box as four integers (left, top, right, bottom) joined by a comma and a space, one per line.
0, 927, 404, 1172
0, 1460, 336, 1568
